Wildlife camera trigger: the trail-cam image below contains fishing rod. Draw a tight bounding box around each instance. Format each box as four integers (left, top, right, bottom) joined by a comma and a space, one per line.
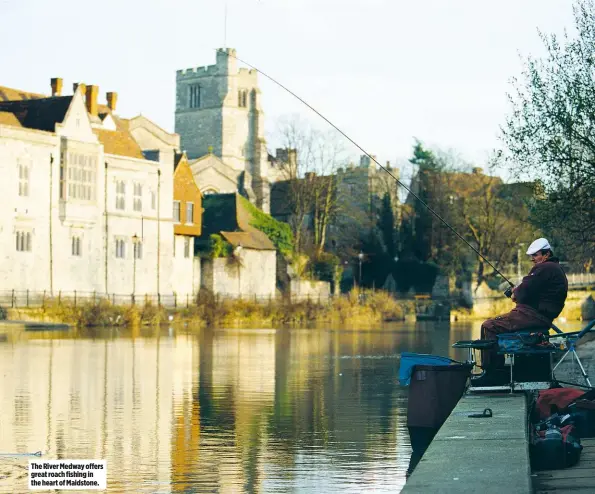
223, 50, 515, 288
0, 451, 42, 457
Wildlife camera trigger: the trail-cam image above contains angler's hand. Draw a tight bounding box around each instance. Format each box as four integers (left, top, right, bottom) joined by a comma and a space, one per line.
504, 285, 515, 299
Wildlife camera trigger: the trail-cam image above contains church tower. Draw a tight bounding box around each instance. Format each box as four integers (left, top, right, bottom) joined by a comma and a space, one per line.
175, 48, 271, 212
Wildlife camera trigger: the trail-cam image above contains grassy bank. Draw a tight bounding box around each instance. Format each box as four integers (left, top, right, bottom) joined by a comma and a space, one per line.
5, 290, 416, 329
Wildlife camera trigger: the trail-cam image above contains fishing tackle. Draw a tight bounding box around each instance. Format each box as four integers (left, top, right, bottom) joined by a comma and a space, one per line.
224, 51, 515, 288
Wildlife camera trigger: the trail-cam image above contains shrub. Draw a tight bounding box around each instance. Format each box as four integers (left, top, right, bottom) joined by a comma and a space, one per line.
240, 196, 295, 256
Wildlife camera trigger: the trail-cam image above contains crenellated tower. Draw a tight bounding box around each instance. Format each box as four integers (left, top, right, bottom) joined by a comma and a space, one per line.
175, 48, 271, 212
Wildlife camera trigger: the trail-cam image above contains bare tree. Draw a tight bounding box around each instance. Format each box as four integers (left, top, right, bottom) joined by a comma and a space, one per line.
275, 115, 351, 256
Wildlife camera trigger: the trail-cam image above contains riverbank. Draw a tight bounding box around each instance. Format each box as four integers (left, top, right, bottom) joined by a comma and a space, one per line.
452, 289, 594, 322
2, 290, 417, 329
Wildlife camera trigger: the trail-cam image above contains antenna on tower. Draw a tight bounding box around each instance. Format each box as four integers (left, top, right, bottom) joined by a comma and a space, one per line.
223, 1, 228, 48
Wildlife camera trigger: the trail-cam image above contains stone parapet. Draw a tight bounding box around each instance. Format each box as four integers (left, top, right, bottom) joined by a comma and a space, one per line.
403, 393, 531, 493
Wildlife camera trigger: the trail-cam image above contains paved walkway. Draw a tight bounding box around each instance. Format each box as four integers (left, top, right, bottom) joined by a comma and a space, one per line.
402, 393, 532, 494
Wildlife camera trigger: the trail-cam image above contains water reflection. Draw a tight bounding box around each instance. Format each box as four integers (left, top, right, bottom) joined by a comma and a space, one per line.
0, 322, 481, 493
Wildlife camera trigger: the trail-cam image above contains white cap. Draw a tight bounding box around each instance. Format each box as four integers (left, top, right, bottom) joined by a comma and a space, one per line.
526, 238, 552, 255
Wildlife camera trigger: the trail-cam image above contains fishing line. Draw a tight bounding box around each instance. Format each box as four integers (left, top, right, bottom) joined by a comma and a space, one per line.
223, 50, 514, 287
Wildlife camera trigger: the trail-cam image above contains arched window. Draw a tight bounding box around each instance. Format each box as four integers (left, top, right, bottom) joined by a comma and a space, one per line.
18, 159, 30, 197
238, 90, 248, 108
189, 84, 201, 108
15, 231, 32, 252
72, 236, 82, 256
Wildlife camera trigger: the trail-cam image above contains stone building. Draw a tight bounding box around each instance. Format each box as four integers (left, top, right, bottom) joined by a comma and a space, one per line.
175, 48, 284, 213
172, 152, 203, 299
196, 193, 277, 298
270, 153, 401, 256
0, 79, 180, 298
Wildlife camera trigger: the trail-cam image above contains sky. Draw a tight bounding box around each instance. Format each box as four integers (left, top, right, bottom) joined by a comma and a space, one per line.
0, 0, 577, 181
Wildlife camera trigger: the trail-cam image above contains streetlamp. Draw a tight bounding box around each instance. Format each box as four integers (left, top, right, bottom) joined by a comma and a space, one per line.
358, 251, 364, 286
132, 234, 139, 304
234, 243, 243, 298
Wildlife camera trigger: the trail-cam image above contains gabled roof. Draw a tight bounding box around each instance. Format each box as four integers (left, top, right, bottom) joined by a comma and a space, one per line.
0, 96, 73, 132
200, 193, 276, 250
174, 151, 186, 171
0, 84, 145, 159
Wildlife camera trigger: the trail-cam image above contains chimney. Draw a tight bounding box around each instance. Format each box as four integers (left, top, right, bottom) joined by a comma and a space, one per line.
106, 92, 118, 112
472, 167, 483, 175
86, 85, 99, 116
73, 83, 86, 96
50, 78, 63, 96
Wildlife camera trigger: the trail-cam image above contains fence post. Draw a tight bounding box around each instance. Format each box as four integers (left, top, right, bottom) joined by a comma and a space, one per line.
11, 289, 15, 308
112, 293, 115, 305
158, 293, 161, 307
131, 294, 135, 306
42, 290, 46, 309
186, 294, 189, 308
93, 291, 96, 304
26, 289, 29, 308
74, 290, 77, 307
58, 290, 61, 305
173, 293, 177, 308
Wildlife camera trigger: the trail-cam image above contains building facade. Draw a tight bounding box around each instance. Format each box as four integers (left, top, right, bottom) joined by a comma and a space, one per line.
0, 79, 178, 298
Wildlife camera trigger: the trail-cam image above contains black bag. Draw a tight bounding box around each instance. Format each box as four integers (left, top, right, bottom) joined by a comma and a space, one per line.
531, 424, 583, 470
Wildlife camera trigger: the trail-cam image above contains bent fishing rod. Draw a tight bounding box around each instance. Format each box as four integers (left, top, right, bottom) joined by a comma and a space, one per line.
223, 50, 515, 288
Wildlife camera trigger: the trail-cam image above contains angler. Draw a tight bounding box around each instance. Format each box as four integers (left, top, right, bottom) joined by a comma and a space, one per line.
471, 238, 569, 387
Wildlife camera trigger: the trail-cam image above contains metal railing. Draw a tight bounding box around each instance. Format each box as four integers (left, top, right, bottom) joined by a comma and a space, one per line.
0, 290, 337, 309
567, 273, 595, 287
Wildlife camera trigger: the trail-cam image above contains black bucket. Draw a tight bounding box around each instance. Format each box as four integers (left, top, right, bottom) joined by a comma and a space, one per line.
406, 363, 473, 475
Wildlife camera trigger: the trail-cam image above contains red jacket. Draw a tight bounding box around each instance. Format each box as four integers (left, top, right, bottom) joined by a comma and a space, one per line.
514, 258, 568, 321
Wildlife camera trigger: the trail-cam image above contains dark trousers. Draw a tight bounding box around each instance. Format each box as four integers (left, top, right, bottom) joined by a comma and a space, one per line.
480, 305, 551, 369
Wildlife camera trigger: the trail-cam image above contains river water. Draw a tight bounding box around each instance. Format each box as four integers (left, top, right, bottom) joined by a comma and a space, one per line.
0, 321, 482, 493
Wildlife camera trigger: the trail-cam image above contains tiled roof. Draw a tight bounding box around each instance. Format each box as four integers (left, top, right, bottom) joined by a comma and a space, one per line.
221, 231, 276, 250
0, 86, 45, 102
200, 193, 276, 250
0, 110, 22, 127
0, 84, 145, 159
174, 152, 186, 171
94, 114, 144, 159
0, 96, 73, 132
93, 127, 145, 160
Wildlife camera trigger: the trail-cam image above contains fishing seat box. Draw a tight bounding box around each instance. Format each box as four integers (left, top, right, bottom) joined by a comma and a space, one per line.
406, 363, 473, 428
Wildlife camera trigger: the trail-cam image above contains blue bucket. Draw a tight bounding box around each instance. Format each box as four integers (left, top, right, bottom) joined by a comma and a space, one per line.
399, 352, 457, 386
